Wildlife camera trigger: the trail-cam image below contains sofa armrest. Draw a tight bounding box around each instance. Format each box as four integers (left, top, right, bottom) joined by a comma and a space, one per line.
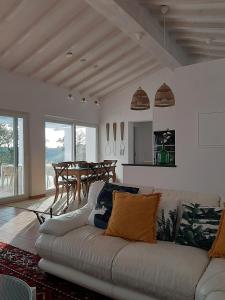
196, 258, 225, 300
205, 292, 225, 300
39, 205, 92, 236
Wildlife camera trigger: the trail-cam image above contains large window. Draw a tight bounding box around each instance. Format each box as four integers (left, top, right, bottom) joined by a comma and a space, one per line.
45, 121, 97, 190
45, 122, 73, 190
0, 114, 25, 199
76, 126, 97, 162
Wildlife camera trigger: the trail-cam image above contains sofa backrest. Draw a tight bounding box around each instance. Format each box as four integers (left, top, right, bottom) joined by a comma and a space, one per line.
87, 181, 221, 210
154, 187, 220, 207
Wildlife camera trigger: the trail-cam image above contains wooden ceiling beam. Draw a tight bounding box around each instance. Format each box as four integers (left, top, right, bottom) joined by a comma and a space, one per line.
148, 8, 225, 19
89, 58, 158, 97
140, 0, 225, 6
184, 45, 225, 56
190, 51, 225, 58
0, 0, 23, 24
29, 16, 104, 76
174, 34, 225, 43
0, 0, 59, 59
70, 46, 142, 90
85, 0, 189, 69
91, 63, 161, 99
11, 2, 88, 72
178, 40, 225, 49
79, 55, 157, 95
46, 29, 122, 84
165, 20, 225, 30
171, 30, 225, 40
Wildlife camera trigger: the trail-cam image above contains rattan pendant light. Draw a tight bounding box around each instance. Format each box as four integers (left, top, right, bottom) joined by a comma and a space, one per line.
154, 5, 175, 107
130, 87, 150, 110
155, 83, 175, 107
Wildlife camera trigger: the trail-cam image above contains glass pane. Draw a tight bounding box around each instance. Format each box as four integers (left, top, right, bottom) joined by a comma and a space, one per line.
18, 118, 24, 195
45, 122, 73, 190
76, 126, 97, 162
0, 115, 24, 199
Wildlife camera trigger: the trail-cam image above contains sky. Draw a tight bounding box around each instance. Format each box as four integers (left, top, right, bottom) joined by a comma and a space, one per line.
45, 125, 85, 148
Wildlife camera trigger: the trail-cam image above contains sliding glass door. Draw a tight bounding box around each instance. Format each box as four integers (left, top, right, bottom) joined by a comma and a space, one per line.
0, 114, 25, 199
45, 121, 97, 190
45, 121, 73, 190
75, 126, 97, 162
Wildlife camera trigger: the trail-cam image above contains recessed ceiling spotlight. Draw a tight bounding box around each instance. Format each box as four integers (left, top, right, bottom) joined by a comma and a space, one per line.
67, 93, 74, 101
94, 100, 100, 106
66, 50, 73, 58
135, 32, 145, 41
81, 97, 87, 103
80, 58, 87, 62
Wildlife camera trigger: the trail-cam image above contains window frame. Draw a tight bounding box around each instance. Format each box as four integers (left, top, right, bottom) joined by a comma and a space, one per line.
0, 109, 29, 202
44, 116, 98, 192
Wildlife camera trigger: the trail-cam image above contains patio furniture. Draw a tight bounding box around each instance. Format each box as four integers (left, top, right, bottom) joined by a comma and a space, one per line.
1, 164, 14, 190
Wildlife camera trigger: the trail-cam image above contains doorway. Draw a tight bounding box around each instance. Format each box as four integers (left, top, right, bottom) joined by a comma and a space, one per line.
133, 121, 153, 164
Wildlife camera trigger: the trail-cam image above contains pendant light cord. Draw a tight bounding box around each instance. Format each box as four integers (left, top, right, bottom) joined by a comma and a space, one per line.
163, 14, 166, 50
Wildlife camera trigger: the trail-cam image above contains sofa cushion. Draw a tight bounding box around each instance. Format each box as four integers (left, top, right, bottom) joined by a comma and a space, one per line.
105, 192, 160, 243
155, 188, 220, 242
209, 206, 225, 258
88, 183, 139, 229
112, 241, 209, 300
36, 225, 129, 281
176, 203, 222, 251
157, 195, 178, 242
87, 181, 105, 209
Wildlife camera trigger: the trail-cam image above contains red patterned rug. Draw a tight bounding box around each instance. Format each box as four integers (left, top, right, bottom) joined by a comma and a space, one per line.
0, 242, 111, 300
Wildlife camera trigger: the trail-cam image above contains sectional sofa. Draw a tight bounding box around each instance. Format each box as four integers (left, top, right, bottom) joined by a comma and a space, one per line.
35, 181, 225, 300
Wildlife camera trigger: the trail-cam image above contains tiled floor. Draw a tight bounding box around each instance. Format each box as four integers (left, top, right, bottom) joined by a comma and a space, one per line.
0, 205, 40, 254
0, 194, 85, 254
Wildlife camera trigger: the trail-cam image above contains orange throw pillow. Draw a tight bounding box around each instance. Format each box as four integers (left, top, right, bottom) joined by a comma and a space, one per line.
105, 191, 160, 243
209, 205, 225, 258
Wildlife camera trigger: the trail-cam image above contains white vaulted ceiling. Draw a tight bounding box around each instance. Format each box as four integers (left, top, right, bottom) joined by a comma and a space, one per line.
139, 0, 225, 61
0, 0, 224, 99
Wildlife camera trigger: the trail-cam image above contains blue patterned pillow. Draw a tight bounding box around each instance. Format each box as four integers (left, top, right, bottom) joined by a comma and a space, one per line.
175, 203, 222, 250
89, 183, 139, 229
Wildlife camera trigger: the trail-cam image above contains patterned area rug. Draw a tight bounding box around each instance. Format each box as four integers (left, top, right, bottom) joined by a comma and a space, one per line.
0, 242, 111, 300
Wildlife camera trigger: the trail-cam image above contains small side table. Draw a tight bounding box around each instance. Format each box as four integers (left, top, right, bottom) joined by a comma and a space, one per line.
0, 275, 36, 300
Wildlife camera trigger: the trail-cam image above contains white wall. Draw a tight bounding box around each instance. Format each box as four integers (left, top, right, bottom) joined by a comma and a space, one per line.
100, 58, 225, 194
99, 79, 154, 181
0, 68, 100, 196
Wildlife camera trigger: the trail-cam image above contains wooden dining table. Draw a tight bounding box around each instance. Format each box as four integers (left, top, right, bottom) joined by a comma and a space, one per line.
59, 165, 116, 204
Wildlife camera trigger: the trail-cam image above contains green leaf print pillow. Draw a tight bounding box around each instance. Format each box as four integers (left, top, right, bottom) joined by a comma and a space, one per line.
175, 203, 222, 250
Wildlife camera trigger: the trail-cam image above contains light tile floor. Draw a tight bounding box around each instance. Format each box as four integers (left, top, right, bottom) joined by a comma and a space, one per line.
0, 194, 86, 254
0, 206, 40, 254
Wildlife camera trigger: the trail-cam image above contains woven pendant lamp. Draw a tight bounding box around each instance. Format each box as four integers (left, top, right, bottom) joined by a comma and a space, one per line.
155, 83, 175, 107
130, 87, 150, 110
154, 6, 175, 108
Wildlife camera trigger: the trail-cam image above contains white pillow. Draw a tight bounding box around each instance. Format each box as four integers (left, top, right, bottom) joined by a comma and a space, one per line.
87, 181, 105, 209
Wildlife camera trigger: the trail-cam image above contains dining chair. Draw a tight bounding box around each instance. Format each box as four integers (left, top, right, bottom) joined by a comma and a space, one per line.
81, 162, 101, 199
52, 162, 77, 206
101, 160, 117, 182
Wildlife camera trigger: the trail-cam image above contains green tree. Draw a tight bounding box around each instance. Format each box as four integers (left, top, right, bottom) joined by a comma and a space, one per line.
0, 124, 14, 164
0, 124, 13, 148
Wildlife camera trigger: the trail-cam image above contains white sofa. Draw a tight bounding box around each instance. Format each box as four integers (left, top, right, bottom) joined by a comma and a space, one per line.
35, 182, 225, 300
